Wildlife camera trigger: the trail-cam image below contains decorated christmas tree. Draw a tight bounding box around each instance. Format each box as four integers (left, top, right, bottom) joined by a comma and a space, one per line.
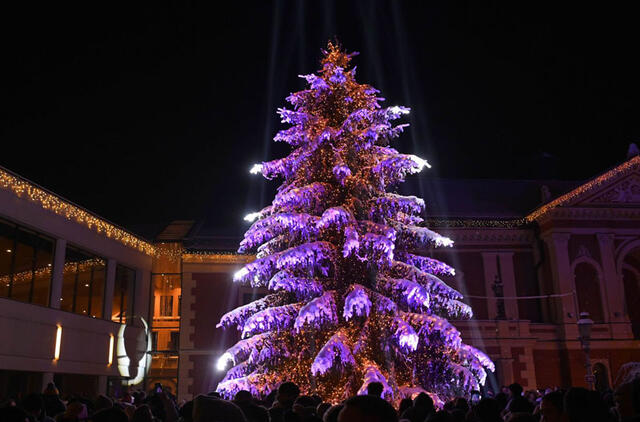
215, 43, 494, 404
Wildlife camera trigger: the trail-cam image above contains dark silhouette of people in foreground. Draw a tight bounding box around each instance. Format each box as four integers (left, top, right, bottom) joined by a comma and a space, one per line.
3, 378, 640, 422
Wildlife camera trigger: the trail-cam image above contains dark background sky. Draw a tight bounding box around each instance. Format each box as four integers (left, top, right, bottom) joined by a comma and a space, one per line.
1, 2, 640, 238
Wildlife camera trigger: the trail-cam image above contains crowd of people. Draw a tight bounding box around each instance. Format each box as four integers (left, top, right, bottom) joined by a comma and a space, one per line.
2, 379, 640, 422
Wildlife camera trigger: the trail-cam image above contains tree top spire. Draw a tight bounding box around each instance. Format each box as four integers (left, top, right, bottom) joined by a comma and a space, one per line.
321, 41, 358, 69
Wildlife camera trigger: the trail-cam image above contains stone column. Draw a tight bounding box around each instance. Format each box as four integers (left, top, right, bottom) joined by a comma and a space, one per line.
545, 233, 578, 337
597, 233, 632, 338
482, 253, 499, 319
103, 259, 116, 321
532, 238, 553, 322
49, 239, 66, 309
498, 252, 519, 320
495, 356, 515, 386
177, 272, 196, 403
135, 269, 151, 322
482, 252, 519, 320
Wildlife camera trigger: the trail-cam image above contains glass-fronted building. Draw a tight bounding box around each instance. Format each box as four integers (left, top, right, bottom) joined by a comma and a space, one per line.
0, 166, 153, 399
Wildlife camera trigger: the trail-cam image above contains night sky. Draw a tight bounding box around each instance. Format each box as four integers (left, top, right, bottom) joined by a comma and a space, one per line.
2, 2, 640, 238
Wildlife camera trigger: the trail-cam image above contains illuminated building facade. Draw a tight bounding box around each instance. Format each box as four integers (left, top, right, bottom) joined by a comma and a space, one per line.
155, 156, 640, 401
4, 155, 640, 400
0, 167, 153, 398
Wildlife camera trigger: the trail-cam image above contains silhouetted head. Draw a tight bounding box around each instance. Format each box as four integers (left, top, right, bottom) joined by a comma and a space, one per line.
276, 382, 300, 407
540, 391, 564, 422
21, 393, 44, 416
132, 404, 154, 422
398, 398, 413, 415
508, 383, 523, 398
414, 392, 434, 413
338, 395, 397, 422
92, 407, 129, 422
323, 404, 344, 422
367, 382, 384, 397
564, 387, 609, 422
234, 390, 253, 403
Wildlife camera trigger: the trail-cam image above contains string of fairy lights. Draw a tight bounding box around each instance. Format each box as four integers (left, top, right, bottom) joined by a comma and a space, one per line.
526, 155, 640, 222
0, 167, 157, 256
0, 164, 544, 264
0, 257, 104, 287
0, 168, 251, 260
5, 150, 628, 261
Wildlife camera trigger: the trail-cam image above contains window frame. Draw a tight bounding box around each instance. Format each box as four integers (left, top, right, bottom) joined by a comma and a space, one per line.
62, 244, 107, 318
0, 217, 55, 307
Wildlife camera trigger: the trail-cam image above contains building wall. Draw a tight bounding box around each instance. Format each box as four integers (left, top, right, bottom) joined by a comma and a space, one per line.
162, 165, 640, 398
0, 179, 154, 397
172, 216, 640, 398
0, 297, 142, 375
176, 256, 252, 402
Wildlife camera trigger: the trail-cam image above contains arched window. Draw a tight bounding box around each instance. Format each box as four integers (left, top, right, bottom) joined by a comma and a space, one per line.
574, 262, 605, 322
622, 267, 640, 339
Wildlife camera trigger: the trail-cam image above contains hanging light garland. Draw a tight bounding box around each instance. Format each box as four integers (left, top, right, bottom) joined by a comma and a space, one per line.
526, 156, 640, 222
182, 251, 254, 264
0, 167, 156, 256
425, 218, 527, 228
0, 257, 104, 287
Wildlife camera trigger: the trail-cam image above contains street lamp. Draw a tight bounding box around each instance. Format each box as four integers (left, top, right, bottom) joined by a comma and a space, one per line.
577, 311, 594, 390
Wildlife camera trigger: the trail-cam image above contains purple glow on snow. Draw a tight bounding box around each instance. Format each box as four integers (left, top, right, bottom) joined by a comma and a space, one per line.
343, 285, 372, 320
393, 318, 419, 352
299, 73, 330, 91
342, 225, 359, 258
272, 182, 330, 213
277, 107, 313, 125
328, 66, 347, 84
217, 292, 288, 330
332, 164, 352, 185
360, 232, 395, 266
379, 276, 430, 310
400, 253, 456, 277
233, 254, 280, 287
277, 241, 335, 276
221, 332, 274, 365
317, 207, 354, 230
368, 193, 425, 220
274, 126, 307, 146
241, 303, 302, 338
403, 312, 462, 350
357, 365, 393, 398
391, 261, 463, 301
372, 292, 398, 315
268, 269, 324, 299
294, 291, 337, 331
310, 331, 355, 376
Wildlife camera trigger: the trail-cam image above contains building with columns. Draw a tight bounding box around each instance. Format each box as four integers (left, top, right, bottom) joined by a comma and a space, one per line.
0, 166, 154, 398
150, 155, 640, 401
3, 154, 640, 401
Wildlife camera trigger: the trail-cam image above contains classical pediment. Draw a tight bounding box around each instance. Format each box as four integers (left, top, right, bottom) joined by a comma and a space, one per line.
578, 173, 640, 206
527, 156, 640, 221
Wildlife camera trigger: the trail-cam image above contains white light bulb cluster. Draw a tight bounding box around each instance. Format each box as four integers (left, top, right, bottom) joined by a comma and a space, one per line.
233, 267, 249, 281
408, 155, 432, 172
249, 163, 263, 175
216, 352, 234, 371
243, 212, 261, 222
389, 105, 410, 115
